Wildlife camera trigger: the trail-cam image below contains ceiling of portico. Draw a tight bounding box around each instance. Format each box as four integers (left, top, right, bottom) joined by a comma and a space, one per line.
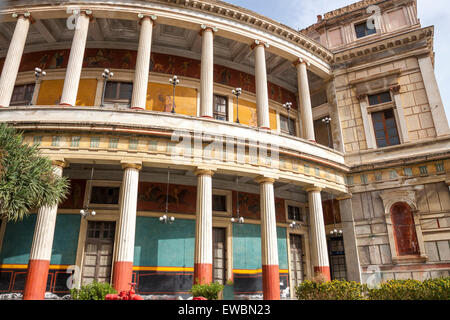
0, 17, 325, 92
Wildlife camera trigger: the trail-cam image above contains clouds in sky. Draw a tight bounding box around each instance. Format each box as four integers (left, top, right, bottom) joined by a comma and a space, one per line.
226, 0, 450, 121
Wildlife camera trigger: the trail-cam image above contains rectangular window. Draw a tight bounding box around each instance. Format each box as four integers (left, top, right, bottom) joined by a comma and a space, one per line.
10, 84, 35, 106
90, 186, 120, 205
354, 21, 377, 39
104, 82, 133, 108
436, 163, 445, 173
371, 109, 400, 148
213, 95, 228, 121
280, 115, 296, 136
368, 92, 392, 106
213, 194, 227, 212
419, 166, 428, 175
288, 205, 302, 222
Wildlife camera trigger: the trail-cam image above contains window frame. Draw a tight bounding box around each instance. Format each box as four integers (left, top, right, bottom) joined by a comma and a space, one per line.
103, 81, 133, 108
285, 200, 306, 224
371, 108, 401, 148
212, 189, 232, 217
84, 180, 122, 210
279, 114, 297, 136
10, 83, 35, 106
213, 94, 229, 121
353, 20, 378, 39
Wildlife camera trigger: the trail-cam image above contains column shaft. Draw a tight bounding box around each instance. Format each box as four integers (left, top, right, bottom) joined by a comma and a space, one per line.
60, 14, 90, 106
296, 61, 315, 141
254, 44, 270, 129
308, 188, 331, 281
194, 170, 213, 284
0, 16, 30, 108
200, 29, 214, 118
113, 164, 140, 293
23, 164, 64, 300
418, 55, 450, 136
258, 177, 280, 300
130, 17, 154, 110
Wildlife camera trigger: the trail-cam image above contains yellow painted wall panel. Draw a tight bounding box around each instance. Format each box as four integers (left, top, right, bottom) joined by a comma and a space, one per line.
146, 83, 197, 116
76, 79, 97, 106
36, 79, 64, 105
37, 79, 97, 106
233, 97, 257, 127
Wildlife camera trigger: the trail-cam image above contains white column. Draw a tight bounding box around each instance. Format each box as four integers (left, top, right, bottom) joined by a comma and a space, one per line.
254, 41, 271, 129
358, 95, 377, 149
296, 59, 315, 141
194, 169, 214, 284
60, 12, 90, 106
307, 187, 331, 281
255, 176, 280, 300
390, 85, 410, 144
130, 15, 156, 110
113, 163, 141, 292
0, 14, 31, 108
199, 25, 216, 118
418, 55, 450, 136
24, 161, 66, 300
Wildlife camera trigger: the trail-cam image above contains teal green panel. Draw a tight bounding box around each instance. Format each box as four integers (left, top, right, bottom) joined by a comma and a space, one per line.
277, 227, 288, 270
232, 223, 262, 270
0, 215, 36, 264
232, 224, 288, 270
134, 217, 195, 268
50, 214, 81, 265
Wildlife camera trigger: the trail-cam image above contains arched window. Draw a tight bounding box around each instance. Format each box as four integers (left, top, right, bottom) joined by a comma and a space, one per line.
390, 202, 419, 256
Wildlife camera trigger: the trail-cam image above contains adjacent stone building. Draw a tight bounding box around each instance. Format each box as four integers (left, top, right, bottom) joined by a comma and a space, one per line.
0, 0, 448, 300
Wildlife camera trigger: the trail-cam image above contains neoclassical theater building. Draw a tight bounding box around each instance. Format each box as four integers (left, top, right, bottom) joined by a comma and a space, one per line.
0, 0, 449, 300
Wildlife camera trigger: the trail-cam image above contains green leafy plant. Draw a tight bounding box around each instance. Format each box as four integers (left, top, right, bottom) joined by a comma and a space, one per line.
368, 278, 450, 300
0, 123, 69, 222
70, 281, 117, 300
295, 277, 450, 300
190, 282, 225, 300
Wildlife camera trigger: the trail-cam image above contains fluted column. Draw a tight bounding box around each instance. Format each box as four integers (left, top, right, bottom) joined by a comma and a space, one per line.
23, 161, 66, 300
199, 25, 217, 118
0, 13, 31, 108
60, 11, 91, 106
253, 41, 271, 129
307, 187, 330, 281
255, 176, 280, 300
295, 58, 315, 141
418, 54, 450, 136
194, 169, 214, 284
112, 163, 141, 293
130, 14, 156, 110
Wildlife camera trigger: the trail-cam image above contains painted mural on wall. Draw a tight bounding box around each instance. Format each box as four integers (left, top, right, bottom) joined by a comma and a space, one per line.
137, 182, 197, 214
2, 48, 297, 108
232, 191, 286, 222
59, 179, 86, 210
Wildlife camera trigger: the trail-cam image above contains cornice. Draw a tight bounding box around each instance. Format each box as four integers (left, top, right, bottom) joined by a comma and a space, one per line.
333, 26, 433, 65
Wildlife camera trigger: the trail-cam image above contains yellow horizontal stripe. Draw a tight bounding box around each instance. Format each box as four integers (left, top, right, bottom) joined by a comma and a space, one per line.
233, 269, 289, 274
133, 266, 194, 272
0, 264, 71, 270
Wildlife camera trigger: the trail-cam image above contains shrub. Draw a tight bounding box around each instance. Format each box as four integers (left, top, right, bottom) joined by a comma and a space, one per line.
295, 277, 450, 300
295, 279, 368, 300
70, 281, 117, 300
368, 278, 450, 300
191, 282, 225, 300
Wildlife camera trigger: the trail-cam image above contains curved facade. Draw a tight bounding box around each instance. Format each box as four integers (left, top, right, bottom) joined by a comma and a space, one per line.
0, 0, 449, 300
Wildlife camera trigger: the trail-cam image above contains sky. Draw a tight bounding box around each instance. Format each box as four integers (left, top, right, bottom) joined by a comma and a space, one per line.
226, 0, 450, 122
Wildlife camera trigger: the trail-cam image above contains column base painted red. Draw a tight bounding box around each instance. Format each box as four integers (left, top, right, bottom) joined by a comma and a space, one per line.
130, 107, 145, 110
259, 127, 271, 130
59, 103, 72, 107
112, 261, 133, 293
23, 259, 50, 300
314, 266, 331, 281
201, 115, 214, 119
193, 263, 212, 285
262, 265, 280, 300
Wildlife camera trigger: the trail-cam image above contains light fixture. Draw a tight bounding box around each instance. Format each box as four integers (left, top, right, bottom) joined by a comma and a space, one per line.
80, 165, 97, 219
289, 221, 301, 229
282, 102, 293, 135
101, 69, 114, 107
329, 193, 343, 237
232, 88, 242, 124
159, 214, 175, 224
322, 116, 332, 148
169, 75, 180, 113
29, 67, 46, 106
231, 176, 245, 224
